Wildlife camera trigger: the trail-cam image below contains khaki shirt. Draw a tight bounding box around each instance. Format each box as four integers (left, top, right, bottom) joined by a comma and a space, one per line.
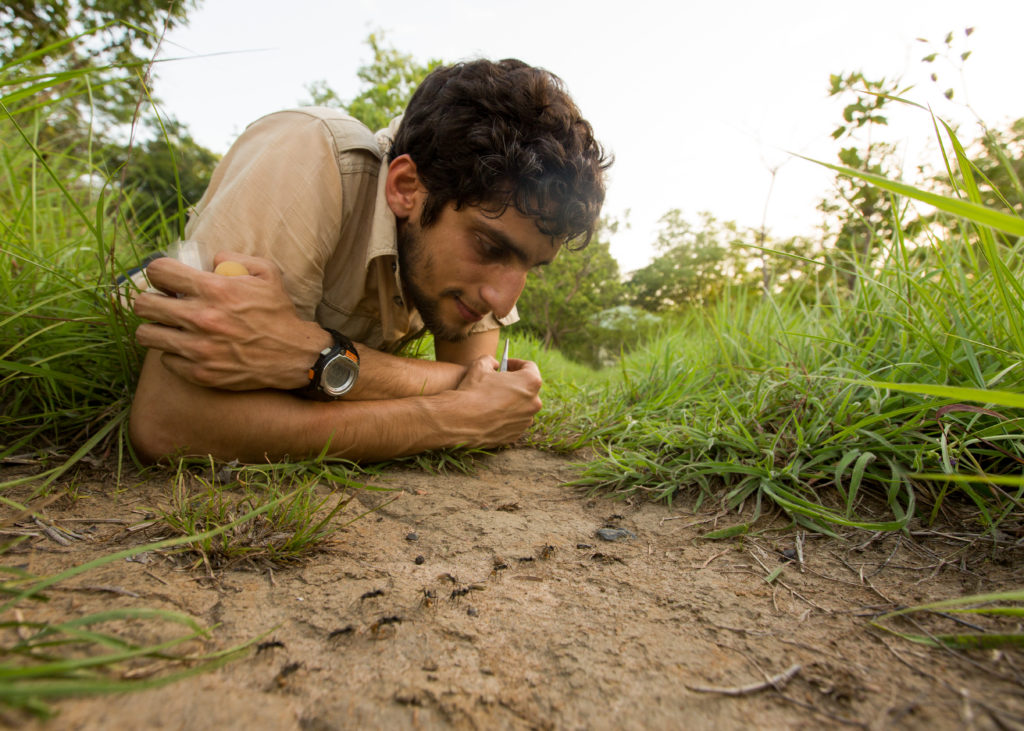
183, 107, 516, 352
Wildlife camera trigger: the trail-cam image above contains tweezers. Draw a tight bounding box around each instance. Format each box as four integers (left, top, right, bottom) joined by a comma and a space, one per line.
499, 338, 510, 372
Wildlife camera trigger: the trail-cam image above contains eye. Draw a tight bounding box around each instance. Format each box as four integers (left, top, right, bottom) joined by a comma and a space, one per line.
474, 235, 504, 262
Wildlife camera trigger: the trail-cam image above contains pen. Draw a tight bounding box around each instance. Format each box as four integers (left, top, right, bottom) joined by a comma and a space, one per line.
499, 338, 510, 372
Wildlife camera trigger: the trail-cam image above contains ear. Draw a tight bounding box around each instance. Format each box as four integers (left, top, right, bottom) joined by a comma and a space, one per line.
385, 154, 425, 220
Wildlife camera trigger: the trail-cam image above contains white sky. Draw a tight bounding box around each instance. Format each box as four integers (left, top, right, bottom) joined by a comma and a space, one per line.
153, 0, 1024, 274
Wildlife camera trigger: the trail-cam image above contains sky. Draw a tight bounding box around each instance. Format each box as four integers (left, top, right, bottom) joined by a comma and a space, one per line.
153, 0, 1024, 274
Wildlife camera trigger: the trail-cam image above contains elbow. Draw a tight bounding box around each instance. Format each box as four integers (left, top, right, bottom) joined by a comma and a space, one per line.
128, 400, 176, 464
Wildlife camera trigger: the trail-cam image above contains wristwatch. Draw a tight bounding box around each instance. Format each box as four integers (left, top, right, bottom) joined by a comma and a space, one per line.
294, 329, 360, 401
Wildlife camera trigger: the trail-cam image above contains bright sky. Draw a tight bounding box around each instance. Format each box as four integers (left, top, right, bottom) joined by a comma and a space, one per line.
154, 0, 1023, 274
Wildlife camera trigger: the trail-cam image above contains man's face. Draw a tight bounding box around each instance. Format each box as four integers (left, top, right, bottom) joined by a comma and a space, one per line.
397, 201, 560, 342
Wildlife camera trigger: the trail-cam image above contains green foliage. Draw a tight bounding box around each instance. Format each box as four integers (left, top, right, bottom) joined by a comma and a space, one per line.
820, 72, 906, 287
545, 117, 1024, 537
158, 460, 364, 569
104, 116, 221, 244
628, 210, 749, 310
1, 1, 198, 131
0, 104, 144, 471
872, 590, 1024, 650
513, 222, 635, 365
303, 31, 441, 131
966, 117, 1024, 215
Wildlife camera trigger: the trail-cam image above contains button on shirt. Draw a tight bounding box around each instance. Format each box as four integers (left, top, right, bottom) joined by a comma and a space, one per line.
182, 107, 517, 352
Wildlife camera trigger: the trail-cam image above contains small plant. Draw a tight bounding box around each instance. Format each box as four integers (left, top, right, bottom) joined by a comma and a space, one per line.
156, 459, 367, 570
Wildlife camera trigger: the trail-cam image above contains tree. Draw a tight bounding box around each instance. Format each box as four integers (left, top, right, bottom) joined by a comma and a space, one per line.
303, 32, 441, 131
2, 1, 198, 131
628, 210, 746, 311
105, 116, 220, 243
513, 221, 626, 364
819, 71, 905, 289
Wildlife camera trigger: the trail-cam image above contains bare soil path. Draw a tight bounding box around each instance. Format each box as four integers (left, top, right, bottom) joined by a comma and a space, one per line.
5, 449, 1024, 729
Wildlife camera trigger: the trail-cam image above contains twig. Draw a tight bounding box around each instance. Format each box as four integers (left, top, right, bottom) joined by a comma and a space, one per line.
867, 537, 902, 578
54, 584, 142, 598
32, 517, 71, 546
700, 548, 731, 569
143, 569, 168, 586
685, 664, 801, 696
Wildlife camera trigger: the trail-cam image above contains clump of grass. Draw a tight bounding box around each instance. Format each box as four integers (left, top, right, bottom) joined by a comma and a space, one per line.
558, 113, 1024, 538
155, 459, 371, 570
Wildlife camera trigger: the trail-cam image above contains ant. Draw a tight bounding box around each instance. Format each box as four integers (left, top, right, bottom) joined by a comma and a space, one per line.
369, 615, 402, 637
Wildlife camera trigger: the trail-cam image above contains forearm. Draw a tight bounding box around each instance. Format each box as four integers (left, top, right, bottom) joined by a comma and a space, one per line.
344, 344, 465, 400
130, 351, 484, 463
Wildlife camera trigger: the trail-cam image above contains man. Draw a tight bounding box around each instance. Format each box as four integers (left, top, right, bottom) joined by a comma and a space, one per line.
129, 58, 610, 463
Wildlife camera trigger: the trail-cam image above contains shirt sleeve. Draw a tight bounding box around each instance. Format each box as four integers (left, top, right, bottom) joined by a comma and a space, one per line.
183, 111, 343, 321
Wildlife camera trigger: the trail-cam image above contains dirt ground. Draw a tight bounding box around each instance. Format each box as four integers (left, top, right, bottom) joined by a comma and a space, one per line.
4, 448, 1024, 730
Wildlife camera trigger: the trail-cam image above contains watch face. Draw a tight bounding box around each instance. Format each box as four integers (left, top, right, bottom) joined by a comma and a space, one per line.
322, 353, 359, 396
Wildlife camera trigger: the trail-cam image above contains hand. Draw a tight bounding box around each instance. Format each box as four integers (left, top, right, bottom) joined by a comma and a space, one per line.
452, 355, 543, 447
133, 251, 330, 391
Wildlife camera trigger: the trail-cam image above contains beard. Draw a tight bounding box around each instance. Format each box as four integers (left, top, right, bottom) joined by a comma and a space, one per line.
396, 220, 470, 343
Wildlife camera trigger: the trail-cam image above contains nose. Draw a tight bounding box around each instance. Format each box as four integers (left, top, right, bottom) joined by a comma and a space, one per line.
480, 268, 528, 320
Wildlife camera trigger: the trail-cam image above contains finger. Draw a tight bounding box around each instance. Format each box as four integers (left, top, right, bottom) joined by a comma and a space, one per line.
505, 358, 540, 375
133, 291, 201, 329
135, 321, 196, 354
473, 355, 499, 371
143, 256, 204, 297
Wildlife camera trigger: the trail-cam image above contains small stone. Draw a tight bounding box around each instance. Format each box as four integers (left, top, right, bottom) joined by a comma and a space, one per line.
406, 532, 419, 542
414, 555, 425, 565
576, 543, 593, 550
779, 548, 798, 562
467, 606, 479, 617
596, 527, 636, 542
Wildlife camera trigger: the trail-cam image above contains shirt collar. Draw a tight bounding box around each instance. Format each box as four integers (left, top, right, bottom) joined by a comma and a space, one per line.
365, 115, 405, 294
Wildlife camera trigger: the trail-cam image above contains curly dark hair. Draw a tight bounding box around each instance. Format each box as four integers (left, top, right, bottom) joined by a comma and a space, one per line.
389, 58, 611, 248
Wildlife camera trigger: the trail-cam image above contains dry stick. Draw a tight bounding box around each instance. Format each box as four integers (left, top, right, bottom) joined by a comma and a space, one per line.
700, 548, 731, 569
54, 584, 142, 598
832, 552, 897, 606
867, 536, 902, 578
685, 663, 802, 696
143, 569, 168, 586
32, 517, 71, 546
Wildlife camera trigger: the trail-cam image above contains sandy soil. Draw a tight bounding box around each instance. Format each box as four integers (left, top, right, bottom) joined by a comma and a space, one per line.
4, 448, 1024, 730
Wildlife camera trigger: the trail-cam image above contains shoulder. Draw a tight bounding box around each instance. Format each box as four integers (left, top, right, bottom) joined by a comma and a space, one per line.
247, 108, 383, 160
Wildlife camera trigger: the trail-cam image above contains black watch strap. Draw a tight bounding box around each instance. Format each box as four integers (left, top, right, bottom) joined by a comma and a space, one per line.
294, 328, 360, 401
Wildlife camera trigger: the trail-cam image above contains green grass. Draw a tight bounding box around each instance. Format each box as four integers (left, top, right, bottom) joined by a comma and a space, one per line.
4, 34, 1024, 714
539, 118, 1024, 538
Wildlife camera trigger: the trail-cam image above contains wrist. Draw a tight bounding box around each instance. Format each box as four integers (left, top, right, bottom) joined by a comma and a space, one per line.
284, 322, 335, 390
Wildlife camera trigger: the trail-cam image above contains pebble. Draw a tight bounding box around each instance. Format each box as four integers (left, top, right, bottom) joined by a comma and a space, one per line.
414, 555, 425, 565
596, 527, 636, 542
467, 607, 479, 617
406, 532, 419, 542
